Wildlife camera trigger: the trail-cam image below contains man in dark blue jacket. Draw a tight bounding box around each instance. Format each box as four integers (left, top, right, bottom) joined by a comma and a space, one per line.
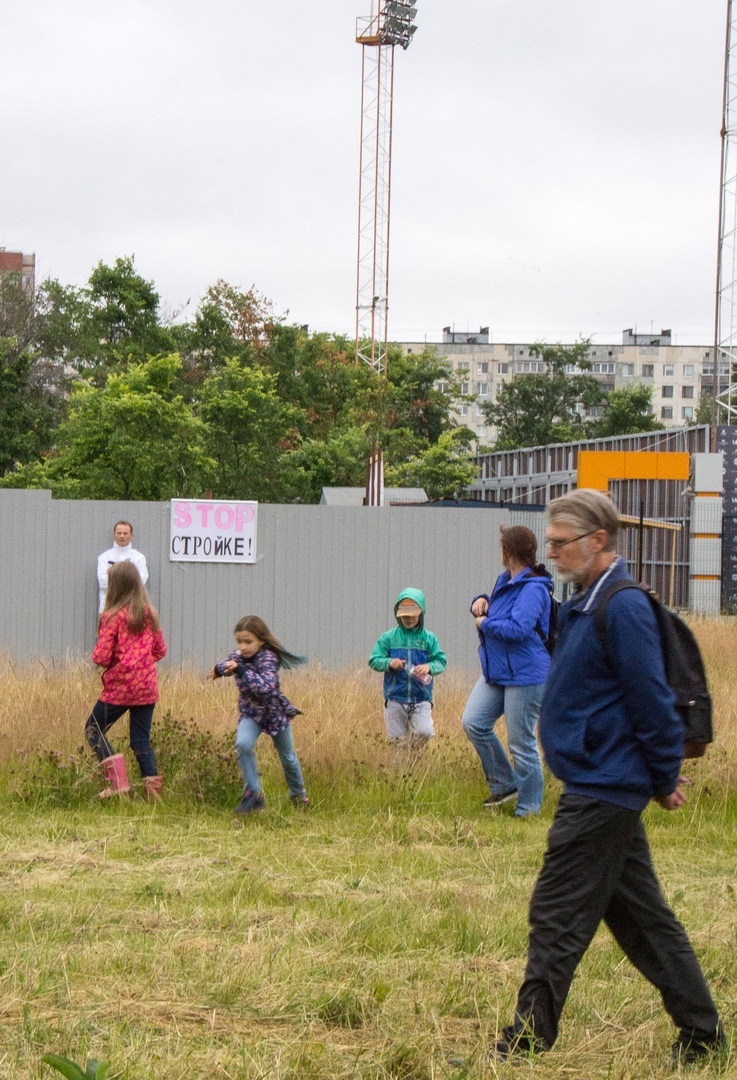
493, 489, 725, 1067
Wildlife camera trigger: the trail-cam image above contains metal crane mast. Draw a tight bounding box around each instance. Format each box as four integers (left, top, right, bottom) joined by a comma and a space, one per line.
715, 0, 737, 419
354, 1, 417, 377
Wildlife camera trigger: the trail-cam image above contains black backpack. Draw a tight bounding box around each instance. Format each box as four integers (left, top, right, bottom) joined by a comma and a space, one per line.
593, 580, 713, 759
536, 594, 560, 655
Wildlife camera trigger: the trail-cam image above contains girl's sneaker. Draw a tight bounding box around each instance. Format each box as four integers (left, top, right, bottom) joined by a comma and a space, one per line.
234, 790, 266, 815
291, 794, 310, 808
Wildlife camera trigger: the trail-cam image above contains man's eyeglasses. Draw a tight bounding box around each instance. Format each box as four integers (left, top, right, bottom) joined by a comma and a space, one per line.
544, 530, 597, 552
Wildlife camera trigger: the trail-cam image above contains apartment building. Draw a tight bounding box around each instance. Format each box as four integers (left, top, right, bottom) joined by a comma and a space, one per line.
399, 326, 723, 446
0, 249, 35, 297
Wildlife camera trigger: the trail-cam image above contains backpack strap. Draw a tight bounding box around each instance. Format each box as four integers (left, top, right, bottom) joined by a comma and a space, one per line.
593, 579, 649, 655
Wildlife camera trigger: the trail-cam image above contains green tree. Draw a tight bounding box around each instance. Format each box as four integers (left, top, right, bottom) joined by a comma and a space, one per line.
197, 360, 303, 501
1, 354, 212, 499
0, 338, 63, 475
591, 384, 664, 438
696, 394, 713, 426
174, 280, 285, 382
386, 429, 477, 501
35, 257, 175, 379
386, 347, 459, 444
481, 339, 602, 449
284, 428, 372, 503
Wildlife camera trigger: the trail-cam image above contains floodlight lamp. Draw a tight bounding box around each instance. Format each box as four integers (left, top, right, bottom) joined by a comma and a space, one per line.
384, 1, 416, 17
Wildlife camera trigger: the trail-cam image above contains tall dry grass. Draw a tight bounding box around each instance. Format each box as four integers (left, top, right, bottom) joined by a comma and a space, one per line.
1, 616, 736, 788
0, 656, 475, 776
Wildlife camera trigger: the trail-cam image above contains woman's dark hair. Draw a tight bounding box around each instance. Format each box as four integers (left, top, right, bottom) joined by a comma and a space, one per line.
500, 525, 550, 577
102, 561, 160, 633
234, 616, 307, 669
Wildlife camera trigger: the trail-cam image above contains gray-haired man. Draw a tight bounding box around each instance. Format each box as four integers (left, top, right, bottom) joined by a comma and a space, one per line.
493, 489, 725, 1067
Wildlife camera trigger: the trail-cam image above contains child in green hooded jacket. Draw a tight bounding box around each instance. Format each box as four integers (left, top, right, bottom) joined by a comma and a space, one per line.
368, 588, 447, 743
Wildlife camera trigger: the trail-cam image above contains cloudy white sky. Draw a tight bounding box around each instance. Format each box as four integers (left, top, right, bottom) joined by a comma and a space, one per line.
0, 1, 727, 345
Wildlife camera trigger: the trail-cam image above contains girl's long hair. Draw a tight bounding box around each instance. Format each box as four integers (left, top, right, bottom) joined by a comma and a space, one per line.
500, 525, 550, 578
234, 616, 307, 669
102, 561, 160, 633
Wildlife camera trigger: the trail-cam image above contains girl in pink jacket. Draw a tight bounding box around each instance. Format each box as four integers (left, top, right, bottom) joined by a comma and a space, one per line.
84, 561, 167, 799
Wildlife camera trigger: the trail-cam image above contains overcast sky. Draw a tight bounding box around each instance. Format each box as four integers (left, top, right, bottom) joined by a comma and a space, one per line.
0, 0, 727, 345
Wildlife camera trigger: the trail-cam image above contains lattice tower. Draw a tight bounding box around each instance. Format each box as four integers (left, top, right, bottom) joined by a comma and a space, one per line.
354, 2, 417, 376
715, 0, 737, 419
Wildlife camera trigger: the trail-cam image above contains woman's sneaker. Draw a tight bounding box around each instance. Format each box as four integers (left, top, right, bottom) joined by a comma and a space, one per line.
483, 789, 517, 808
234, 790, 266, 815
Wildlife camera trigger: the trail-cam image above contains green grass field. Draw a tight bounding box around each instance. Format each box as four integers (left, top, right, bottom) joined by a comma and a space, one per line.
0, 628, 735, 1079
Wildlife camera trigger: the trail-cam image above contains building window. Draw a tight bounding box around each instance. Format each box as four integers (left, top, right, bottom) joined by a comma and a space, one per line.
702, 363, 714, 375
461, 382, 469, 395
498, 362, 509, 374
621, 363, 635, 376
476, 382, 489, 396
437, 381, 449, 394
518, 349, 525, 355
642, 364, 654, 378
477, 362, 489, 374
662, 385, 674, 398
456, 361, 469, 372
458, 404, 469, 416
515, 361, 545, 373
682, 385, 694, 398
591, 362, 615, 374
608, 350, 613, 356
682, 406, 694, 420
663, 364, 674, 376
701, 384, 714, 396
704, 350, 711, 358
683, 364, 694, 376
476, 425, 487, 438
661, 407, 673, 420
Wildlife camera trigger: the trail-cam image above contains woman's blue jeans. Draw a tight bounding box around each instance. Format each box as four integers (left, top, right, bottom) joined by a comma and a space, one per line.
235, 717, 306, 798
461, 677, 544, 815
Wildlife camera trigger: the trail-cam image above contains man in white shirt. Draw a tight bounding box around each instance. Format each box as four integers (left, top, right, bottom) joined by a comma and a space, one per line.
97, 520, 149, 612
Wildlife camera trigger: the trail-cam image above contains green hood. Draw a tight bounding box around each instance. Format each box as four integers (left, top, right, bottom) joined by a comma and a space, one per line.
394, 587, 426, 631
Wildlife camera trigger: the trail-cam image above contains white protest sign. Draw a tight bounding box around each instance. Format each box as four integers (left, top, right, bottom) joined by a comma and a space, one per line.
169, 500, 257, 563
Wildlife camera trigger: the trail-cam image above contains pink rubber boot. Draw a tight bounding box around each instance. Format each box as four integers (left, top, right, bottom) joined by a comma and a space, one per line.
97, 753, 131, 798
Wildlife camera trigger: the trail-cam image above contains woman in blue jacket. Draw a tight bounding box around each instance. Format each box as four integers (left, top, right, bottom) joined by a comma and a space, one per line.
462, 526, 553, 817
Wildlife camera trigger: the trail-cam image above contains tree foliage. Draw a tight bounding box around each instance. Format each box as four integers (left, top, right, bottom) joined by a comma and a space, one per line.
198, 360, 301, 501
386, 429, 477, 501
482, 340, 602, 449
1, 355, 212, 499
590, 384, 663, 438
1, 256, 472, 502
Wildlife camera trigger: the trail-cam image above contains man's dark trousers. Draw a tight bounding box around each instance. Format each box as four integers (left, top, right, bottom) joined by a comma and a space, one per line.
513, 794, 720, 1049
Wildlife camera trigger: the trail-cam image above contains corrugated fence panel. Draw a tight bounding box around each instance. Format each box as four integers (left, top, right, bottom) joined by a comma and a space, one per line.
1, 492, 520, 673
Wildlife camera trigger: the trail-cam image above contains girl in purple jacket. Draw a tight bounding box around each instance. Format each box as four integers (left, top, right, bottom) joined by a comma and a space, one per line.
210, 616, 308, 815
462, 526, 553, 817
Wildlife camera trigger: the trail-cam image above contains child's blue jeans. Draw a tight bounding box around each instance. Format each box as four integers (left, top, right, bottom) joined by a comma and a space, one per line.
235, 717, 306, 798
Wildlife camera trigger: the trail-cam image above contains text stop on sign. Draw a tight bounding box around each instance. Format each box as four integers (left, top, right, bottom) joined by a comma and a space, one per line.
169, 500, 258, 563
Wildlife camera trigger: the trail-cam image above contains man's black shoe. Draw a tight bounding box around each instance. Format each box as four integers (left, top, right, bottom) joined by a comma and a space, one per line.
488, 1026, 544, 1062
671, 1026, 728, 1068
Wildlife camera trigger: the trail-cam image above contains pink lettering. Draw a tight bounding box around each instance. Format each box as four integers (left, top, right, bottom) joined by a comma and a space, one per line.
173, 502, 192, 528
235, 505, 255, 531
215, 505, 235, 529
195, 503, 213, 528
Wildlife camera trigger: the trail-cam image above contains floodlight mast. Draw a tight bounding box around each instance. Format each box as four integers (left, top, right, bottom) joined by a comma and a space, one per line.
714, 0, 737, 422
354, 2, 417, 377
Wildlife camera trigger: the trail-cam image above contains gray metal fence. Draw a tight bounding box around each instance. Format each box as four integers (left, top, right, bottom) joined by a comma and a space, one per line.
0, 491, 552, 672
